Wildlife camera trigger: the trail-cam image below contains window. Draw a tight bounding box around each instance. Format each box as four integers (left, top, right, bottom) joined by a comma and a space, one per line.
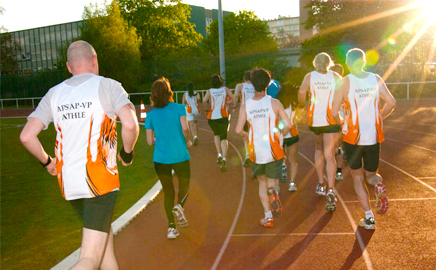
206, 18, 213, 27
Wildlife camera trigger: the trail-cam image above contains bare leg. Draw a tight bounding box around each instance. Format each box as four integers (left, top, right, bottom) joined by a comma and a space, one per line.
189, 121, 197, 140
258, 175, 271, 212
351, 168, 371, 212
314, 134, 325, 184
287, 143, 299, 183
221, 139, 228, 159
214, 135, 222, 155
72, 228, 112, 270
100, 229, 119, 270
324, 132, 338, 189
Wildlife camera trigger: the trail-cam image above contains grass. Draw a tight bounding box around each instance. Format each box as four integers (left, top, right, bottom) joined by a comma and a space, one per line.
0, 117, 158, 270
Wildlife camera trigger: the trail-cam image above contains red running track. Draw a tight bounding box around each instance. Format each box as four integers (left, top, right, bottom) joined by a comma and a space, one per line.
114, 100, 436, 270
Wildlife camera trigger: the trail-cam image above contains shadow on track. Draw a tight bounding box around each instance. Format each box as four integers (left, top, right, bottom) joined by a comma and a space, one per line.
339, 227, 375, 270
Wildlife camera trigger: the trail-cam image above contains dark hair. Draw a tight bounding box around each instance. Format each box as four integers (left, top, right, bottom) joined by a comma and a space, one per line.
331, 64, 344, 76
211, 74, 223, 88
276, 82, 299, 109
250, 68, 271, 92
346, 48, 366, 68
150, 77, 174, 108
243, 70, 251, 81
187, 82, 195, 97
313, 52, 334, 72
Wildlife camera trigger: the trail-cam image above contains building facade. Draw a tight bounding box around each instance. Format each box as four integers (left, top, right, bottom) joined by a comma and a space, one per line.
267, 16, 300, 44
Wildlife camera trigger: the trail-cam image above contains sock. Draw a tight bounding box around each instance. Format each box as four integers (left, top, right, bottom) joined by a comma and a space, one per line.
337, 168, 342, 173
365, 210, 374, 219
169, 223, 176, 229
265, 210, 273, 219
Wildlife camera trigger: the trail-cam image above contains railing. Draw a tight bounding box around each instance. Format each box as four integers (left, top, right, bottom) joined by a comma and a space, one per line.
1, 81, 435, 110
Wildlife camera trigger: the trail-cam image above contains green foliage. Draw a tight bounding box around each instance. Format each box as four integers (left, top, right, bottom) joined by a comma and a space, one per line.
203, 10, 278, 56
117, 0, 202, 61
81, 1, 142, 92
0, 32, 21, 74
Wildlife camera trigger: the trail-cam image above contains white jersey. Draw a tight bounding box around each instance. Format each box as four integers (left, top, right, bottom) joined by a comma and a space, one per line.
50, 76, 119, 200
207, 87, 230, 120
240, 82, 255, 105
343, 73, 384, 145
283, 104, 299, 139
307, 70, 338, 127
246, 95, 284, 164
184, 91, 200, 114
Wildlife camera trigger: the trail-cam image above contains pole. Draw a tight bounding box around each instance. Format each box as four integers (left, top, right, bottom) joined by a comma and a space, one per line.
218, 0, 226, 85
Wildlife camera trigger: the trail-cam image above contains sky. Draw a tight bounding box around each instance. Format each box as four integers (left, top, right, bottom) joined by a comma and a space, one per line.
0, 0, 300, 32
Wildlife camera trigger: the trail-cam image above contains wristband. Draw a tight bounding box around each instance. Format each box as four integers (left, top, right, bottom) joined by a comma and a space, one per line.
120, 147, 134, 163
40, 156, 52, 167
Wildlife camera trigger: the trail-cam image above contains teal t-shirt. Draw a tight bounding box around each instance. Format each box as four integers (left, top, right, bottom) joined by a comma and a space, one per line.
144, 102, 191, 164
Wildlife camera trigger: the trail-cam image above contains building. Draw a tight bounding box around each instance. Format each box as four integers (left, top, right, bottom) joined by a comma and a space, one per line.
188, 5, 231, 39
267, 16, 300, 47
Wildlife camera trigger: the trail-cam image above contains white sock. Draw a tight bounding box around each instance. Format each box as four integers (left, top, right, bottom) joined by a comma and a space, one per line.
365, 210, 374, 219
265, 210, 273, 219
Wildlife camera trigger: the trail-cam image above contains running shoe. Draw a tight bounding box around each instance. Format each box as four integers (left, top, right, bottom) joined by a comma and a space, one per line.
375, 182, 389, 214
281, 163, 287, 183
335, 171, 343, 181
217, 154, 223, 164
167, 227, 180, 239
259, 217, 274, 228
359, 217, 376, 230
315, 183, 327, 196
267, 187, 282, 216
243, 157, 250, 168
193, 136, 199, 146
288, 181, 297, 192
172, 204, 188, 227
325, 189, 337, 212
220, 158, 227, 172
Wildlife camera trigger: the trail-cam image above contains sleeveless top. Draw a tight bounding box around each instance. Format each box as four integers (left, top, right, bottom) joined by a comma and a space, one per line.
283, 104, 299, 139
343, 73, 384, 145
51, 76, 119, 200
241, 82, 255, 105
184, 91, 200, 114
246, 95, 284, 164
207, 87, 230, 120
307, 70, 338, 127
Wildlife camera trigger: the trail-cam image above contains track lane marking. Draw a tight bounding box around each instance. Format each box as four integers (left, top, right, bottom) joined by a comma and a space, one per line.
344, 197, 436, 203
384, 126, 436, 136
232, 232, 356, 237
384, 137, 436, 153
385, 120, 436, 127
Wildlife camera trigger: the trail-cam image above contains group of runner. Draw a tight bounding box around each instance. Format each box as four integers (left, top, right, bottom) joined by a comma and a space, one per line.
19, 39, 396, 269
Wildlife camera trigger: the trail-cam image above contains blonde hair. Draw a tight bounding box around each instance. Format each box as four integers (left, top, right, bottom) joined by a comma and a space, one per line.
313, 52, 334, 72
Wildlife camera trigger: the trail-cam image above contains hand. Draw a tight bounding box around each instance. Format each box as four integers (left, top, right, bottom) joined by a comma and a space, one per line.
118, 152, 133, 166
232, 108, 237, 114
46, 158, 57, 176
186, 140, 193, 148
241, 131, 249, 141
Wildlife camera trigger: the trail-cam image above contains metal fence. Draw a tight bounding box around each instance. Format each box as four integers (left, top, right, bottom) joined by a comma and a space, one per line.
1, 81, 435, 110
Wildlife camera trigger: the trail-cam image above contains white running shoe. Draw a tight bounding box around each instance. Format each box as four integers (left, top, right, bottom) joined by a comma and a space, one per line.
288, 181, 297, 192
217, 154, 223, 164
325, 189, 337, 212
167, 227, 180, 239
193, 136, 199, 145
359, 217, 376, 230
281, 163, 287, 183
172, 204, 188, 227
315, 183, 326, 196
335, 171, 343, 181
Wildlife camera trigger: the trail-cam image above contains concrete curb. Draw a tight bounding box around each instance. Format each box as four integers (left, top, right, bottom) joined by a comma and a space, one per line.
51, 181, 163, 270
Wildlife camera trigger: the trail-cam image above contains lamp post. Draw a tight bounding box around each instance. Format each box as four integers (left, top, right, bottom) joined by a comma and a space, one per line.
218, 0, 226, 85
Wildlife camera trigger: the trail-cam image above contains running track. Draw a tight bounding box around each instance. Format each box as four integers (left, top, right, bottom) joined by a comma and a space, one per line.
115, 100, 436, 269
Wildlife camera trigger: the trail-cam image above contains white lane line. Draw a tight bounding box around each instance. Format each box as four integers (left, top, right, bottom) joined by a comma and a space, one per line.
344, 197, 436, 203
198, 127, 247, 270
299, 152, 374, 270
386, 120, 436, 127
384, 137, 436, 154
418, 177, 436, 179
232, 232, 355, 237
384, 126, 436, 137
380, 159, 436, 194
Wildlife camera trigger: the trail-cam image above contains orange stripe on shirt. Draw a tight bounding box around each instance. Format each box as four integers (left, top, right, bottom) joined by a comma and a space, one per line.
343, 98, 360, 145
269, 117, 285, 161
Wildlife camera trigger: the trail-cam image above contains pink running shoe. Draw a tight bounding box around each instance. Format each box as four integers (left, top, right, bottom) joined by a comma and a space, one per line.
375, 182, 388, 214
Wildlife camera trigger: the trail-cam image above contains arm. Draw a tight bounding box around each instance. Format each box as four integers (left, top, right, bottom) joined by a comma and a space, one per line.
377, 75, 396, 119
233, 83, 242, 109
235, 104, 248, 140
20, 117, 57, 176
180, 115, 192, 147
117, 104, 139, 166
146, 129, 155, 146
298, 73, 311, 107
273, 99, 291, 135
182, 93, 186, 105
331, 76, 349, 124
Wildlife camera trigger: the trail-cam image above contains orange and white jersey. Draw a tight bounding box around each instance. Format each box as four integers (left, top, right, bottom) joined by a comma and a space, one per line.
184, 91, 200, 114
207, 87, 230, 119
307, 70, 338, 127
343, 73, 384, 145
51, 76, 119, 200
240, 82, 255, 105
283, 104, 299, 139
246, 95, 284, 164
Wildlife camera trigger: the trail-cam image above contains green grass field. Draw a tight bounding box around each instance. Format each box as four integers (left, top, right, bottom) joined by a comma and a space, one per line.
0, 117, 157, 270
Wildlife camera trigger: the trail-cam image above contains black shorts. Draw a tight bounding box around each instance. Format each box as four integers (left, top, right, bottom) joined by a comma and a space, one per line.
251, 159, 284, 180
342, 142, 380, 172
208, 118, 229, 140
309, 125, 341, 135
243, 122, 249, 132
283, 135, 299, 147
70, 191, 118, 233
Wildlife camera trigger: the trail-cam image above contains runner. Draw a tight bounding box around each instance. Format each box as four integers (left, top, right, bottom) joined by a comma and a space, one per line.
20, 40, 139, 269
298, 52, 342, 212
267, 72, 281, 98
203, 74, 234, 172
236, 68, 290, 227
233, 70, 255, 167
145, 77, 192, 239
276, 83, 300, 191
182, 82, 201, 145
332, 48, 396, 229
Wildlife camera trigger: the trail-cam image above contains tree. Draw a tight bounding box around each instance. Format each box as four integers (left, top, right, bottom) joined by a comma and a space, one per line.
203, 10, 278, 56
81, 0, 142, 91
0, 32, 20, 74
117, 0, 202, 61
